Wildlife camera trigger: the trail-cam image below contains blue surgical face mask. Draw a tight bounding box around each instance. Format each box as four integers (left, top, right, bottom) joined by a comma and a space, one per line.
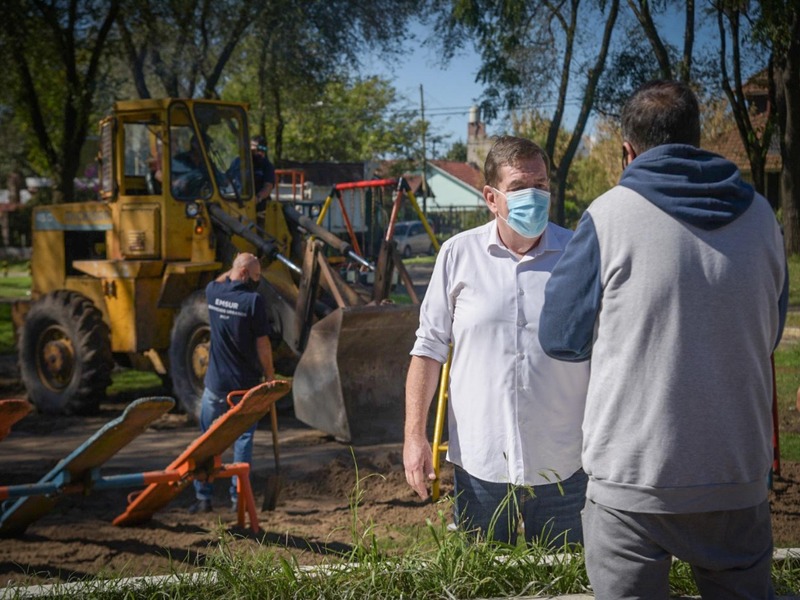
492, 187, 551, 239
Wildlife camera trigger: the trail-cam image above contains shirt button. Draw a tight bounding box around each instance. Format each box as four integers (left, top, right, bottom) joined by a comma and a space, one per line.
517, 320, 525, 327
517, 353, 524, 360
518, 289, 524, 296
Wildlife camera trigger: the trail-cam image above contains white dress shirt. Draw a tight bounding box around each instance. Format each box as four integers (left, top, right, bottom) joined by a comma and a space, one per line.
411, 220, 589, 485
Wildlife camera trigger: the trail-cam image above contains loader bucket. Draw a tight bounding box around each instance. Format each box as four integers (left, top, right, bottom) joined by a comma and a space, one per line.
292, 303, 420, 443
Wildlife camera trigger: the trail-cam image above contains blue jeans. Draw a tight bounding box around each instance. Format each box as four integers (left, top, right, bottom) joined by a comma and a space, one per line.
193, 387, 256, 503
453, 464, 587, 547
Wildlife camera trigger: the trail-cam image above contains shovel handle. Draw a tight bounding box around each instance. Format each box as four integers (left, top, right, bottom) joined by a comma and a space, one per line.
270, 404, 280, 468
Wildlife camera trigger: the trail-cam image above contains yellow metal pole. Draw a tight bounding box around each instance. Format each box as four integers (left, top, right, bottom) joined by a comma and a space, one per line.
315, 194, 334, 226
404, 189, 440, 253
431, 346, 452, 501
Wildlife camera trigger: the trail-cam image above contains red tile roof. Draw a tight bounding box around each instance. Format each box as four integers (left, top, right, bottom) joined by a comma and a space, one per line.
429, 160, 484, 190
705, 69, 782, 174
376, 159, 484, 191
705, 111, 782, 173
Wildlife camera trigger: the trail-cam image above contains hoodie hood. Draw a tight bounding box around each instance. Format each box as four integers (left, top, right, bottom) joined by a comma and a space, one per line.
619, 144, 754, 230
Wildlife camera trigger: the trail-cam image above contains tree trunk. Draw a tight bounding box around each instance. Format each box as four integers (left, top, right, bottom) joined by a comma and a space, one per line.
679, 0, 695, 82
628, 0, 673, 78
553, 0, 619, 225
748, 147, 767, 196
270, 75, 285, 162
717, 6, 773, 197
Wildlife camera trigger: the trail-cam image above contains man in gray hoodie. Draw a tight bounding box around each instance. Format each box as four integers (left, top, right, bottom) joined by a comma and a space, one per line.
539, 80, 788, 599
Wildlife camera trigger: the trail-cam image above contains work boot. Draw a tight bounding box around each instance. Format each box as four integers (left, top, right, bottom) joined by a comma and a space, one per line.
188, 499, 213, 514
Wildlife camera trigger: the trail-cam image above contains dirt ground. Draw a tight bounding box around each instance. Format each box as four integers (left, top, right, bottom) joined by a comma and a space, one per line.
0, 363, 456, 588
1, 354, 800, 589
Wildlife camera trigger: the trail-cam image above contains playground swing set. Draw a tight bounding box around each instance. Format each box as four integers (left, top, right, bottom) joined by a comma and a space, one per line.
311, 177, 438, 276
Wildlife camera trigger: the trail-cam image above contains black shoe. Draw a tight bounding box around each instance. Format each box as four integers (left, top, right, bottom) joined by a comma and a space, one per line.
188, 499, 213, 514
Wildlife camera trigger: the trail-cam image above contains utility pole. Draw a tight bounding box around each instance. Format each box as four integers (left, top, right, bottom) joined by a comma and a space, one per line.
420, 84, 428, 216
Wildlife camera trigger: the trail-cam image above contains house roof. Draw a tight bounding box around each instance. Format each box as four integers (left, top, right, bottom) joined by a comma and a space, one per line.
704, 68, 783, 174
705, 106, 781, 173
395, 174, 425, 197
742, 67, 769, 97
278, 160, 366, 186
429, 160, 484, 190
374, 159, 484, 193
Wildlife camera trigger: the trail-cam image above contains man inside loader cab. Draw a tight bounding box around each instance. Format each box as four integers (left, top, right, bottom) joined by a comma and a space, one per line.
226, 134, 275, 208
171, 133, 212, 199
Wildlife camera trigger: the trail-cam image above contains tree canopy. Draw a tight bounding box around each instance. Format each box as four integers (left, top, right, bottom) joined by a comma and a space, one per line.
2, 0, 798, 255
1, 0, 120, 203
432, 0, 621, 224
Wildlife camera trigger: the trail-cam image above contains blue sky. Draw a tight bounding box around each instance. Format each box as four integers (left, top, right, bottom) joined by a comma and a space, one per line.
361, 9, 723, 155
363, 37, 488, 151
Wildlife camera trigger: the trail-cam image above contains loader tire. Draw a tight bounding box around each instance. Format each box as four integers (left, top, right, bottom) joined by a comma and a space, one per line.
19, 290, 113, 415
169, 290, 209, 421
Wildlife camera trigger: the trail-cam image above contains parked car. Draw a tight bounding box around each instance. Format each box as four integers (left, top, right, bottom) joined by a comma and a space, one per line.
393, 220, 435, 258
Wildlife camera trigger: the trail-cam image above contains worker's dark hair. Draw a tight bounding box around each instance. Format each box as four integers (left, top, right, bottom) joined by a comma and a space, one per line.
251, 135, 268, 151
621, 80, 701, 153
484, 136, 550, 188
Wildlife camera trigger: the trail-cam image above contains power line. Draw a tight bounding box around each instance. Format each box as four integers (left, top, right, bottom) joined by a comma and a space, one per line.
414, 99, 585, 116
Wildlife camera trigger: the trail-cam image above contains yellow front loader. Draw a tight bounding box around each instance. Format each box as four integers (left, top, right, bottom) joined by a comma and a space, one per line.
17, 98, 425, 443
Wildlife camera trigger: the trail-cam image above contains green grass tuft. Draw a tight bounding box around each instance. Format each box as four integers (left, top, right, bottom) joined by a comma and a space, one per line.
106, 369, 165, 398
4, 461, 800, 599
0, 304, 14, 354
789, 254, 800, 307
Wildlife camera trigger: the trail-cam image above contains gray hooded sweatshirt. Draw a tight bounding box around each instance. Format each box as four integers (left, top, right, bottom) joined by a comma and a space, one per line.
539, 144, 788, 514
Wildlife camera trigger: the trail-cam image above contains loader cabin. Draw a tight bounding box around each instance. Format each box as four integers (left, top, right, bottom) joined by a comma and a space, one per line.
30, 99, 261, 357
98, 99, 257, 263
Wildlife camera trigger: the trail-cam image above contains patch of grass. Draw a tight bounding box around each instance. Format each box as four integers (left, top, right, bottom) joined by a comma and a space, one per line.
4, 471, 800, 599
389, 292, 414, 304
779, 433, 800, 463
403, 254, 436, 266
789, 254, 800, 307
774, 555, 800, 595
0, 258, 30, 274
774, 344, 800, 399
106, 369, 165, 398
0, 304, 14, 354
0, 274, 31, 298
0, 261, 32, 354
774, 343, 800, 461
0, 262, 31, 354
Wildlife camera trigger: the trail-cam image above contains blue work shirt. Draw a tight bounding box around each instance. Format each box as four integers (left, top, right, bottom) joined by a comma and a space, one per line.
204, 278, 271, 397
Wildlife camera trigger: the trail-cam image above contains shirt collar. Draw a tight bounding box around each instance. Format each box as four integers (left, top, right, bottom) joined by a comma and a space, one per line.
486, 219, 557, 259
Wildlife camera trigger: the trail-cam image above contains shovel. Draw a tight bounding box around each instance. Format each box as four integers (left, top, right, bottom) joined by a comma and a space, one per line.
262, 404, 282, 511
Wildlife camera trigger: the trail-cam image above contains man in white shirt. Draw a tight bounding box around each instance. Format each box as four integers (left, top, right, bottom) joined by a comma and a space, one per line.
403, 135, 590, 546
